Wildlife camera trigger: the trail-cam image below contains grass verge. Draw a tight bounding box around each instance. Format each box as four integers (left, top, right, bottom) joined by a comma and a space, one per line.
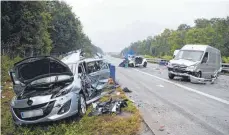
1, 84, 141, 135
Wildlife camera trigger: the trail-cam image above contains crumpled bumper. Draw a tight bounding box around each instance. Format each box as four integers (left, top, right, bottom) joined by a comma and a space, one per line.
169, 71, 216, 84
11, 92, 79, 125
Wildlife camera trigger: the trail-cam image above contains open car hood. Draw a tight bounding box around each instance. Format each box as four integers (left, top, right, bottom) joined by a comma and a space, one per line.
10, 56, 73, 85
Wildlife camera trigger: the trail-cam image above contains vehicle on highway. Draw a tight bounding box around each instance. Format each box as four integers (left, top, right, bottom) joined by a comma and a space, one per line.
167, 45, 222, 82
173, 49, 180, 58
119, 55, 147, 67
9, 50, 110, 125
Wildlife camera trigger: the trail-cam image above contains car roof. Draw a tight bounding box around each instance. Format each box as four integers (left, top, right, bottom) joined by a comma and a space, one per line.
82, 58, 104, 63
61, 52, 81, 64
181, 44, 220, 52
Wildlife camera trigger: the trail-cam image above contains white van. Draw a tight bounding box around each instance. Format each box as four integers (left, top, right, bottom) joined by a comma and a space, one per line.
173, 49, 180, 58
167, 45, 222, 81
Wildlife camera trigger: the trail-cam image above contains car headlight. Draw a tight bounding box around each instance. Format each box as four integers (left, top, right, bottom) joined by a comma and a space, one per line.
186, 65, 196, 71
51, 84, 73, 98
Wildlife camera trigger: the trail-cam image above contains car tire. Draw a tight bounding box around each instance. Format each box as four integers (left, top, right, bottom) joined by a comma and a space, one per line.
168, 73, 175, 79
129, 63, 134, 67
195, 71, 202, 78
78, 94, 87, 117
143, 62, 147, 67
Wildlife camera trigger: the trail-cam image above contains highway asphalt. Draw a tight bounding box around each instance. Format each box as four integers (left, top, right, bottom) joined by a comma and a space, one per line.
106, 56, 229, 135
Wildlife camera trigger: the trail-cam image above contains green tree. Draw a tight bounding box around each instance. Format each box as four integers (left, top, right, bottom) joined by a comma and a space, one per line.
121, 16, 229, 58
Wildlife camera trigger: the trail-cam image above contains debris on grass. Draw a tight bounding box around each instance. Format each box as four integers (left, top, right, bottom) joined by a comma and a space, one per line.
88, 98, 128, 116
1, 83, 142, 135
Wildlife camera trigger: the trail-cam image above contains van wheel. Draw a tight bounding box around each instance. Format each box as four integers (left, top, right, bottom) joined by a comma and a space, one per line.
168, 73, 175, 79
78, 94, 86, 117
143, 62, 147, 67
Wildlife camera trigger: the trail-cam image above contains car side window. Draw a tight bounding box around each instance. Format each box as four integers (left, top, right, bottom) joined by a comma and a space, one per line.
202, 52, 208, 63
87, 61, 97, 74
100, 61, 109, 70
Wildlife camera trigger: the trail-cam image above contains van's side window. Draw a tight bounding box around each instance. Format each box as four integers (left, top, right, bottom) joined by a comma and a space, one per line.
202, 52, 208, 63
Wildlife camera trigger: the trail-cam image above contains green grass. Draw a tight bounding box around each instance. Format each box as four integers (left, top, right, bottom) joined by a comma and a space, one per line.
1, 55, 22, 84
1, 85, 141, 135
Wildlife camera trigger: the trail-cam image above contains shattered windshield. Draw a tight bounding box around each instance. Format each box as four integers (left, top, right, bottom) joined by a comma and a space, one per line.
174, 50, 204, 62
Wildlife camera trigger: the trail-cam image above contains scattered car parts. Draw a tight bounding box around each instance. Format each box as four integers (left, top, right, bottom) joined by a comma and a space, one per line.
123, 87, 132, 93
88, 98, 128, 116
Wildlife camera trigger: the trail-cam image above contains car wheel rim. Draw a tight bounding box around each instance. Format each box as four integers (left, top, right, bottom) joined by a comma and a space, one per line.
197, 72, 201, 78
80, 97, 86, 114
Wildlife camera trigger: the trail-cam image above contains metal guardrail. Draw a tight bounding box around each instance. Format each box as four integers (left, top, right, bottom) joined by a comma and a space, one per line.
146, 58, 229, 73
146, 58, 167, 63
222, 63, 229, 72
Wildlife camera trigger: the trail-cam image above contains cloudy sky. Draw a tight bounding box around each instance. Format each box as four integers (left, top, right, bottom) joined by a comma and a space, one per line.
64, 0, 229, 52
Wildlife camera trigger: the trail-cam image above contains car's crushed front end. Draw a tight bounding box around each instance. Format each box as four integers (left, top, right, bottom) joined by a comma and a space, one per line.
134, 56, 147, 67
167, 60, 218, 83
167, 63, 199, 77
9, 56, 81, 125
11, 88, 79, 125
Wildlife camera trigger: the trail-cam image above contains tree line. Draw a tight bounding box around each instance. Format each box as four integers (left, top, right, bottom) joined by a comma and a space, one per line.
1, 1, 103, 59
121, 17, 229, 62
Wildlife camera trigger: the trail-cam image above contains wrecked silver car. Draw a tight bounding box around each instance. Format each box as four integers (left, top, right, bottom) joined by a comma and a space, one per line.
9, 51, 110, 125
119, 55, 147, 67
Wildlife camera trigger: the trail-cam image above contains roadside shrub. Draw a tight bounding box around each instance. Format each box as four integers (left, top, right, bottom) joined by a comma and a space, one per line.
161, 55, 173, 61
1, 55, 22, 83
222, 56, 229, 63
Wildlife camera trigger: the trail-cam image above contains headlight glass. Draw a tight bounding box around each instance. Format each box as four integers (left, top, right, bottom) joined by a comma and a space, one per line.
186, 65, 196, 71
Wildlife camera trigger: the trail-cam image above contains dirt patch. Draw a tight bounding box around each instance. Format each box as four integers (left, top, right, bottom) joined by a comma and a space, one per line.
117, 111, 133, 118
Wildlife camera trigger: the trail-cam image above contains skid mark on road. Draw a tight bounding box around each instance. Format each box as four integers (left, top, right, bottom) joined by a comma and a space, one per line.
133, 69, 229, 105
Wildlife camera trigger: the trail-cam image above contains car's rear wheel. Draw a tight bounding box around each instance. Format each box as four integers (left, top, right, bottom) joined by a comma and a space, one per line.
143, 62, 147, 67
168, 73, 175, 79
78, 94, 86, 117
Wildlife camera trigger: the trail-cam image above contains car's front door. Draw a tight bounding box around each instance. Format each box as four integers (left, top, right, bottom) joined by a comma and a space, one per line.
199, 52, 211, 78
87, 60, 110, 90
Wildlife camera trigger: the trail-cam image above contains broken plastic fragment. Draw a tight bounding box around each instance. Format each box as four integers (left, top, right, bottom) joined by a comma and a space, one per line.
123, 87, 132, 93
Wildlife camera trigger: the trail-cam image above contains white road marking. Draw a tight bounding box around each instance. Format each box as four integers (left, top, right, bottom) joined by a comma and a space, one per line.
133, 69, 229, 105
157, 84, 164, 88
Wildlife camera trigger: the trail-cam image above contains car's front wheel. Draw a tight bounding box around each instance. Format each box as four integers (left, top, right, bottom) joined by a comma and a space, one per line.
168, 73, 175, 79
78, 94, 87, 117
129, 63, 134, 67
